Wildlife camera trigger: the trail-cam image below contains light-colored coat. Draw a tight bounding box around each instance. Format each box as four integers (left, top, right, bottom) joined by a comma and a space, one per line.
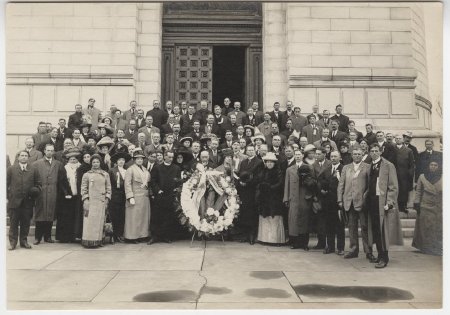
337, 162, 370, 212
82, 106, 101, 130
81, 169, 112, 244
368, 158, 403, 249
124, 164, 151, 239
283, 164, 313, 235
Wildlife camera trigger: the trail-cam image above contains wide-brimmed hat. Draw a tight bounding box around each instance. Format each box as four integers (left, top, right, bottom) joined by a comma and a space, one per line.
90, 153, 102, 164
251, 134, 266, 143
403, 131, 413, 138
303, 144, 316, 153
82, 145, 97, 157
262, 152, 278, 162
97, 123, 114, 135
132, 148, 146, 159
200, 134, 213, 145
28, 186, 40, 199
175, 148, 193, 163
111, 151, 132, 164
80, 121, 92, 128
244, 125, 255, 134
221, 148, 233, 157
96, 136, 115, 149
64, 147, 82, 159
179, 136, 193, 146
102, 116, 113, 123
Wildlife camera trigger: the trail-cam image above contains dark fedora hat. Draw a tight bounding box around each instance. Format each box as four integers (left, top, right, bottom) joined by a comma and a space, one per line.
111, 151, 132, 165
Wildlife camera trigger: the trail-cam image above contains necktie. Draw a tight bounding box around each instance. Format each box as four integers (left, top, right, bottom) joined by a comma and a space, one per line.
331, 166, 335, 175
117, 172, 120, 189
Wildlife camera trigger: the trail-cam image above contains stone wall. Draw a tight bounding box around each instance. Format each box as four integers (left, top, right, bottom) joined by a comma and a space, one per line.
263, 2, 435, 136
5, 2, 162, 157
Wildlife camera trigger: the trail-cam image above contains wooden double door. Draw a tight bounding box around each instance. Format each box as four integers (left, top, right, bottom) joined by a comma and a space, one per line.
162, 44, 262, 111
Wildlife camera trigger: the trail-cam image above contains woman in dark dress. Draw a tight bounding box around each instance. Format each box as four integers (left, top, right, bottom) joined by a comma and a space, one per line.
108, 152, 132, 243
74, 148, 94, 240
56, 147, 81, 243
256, 152, 286, 245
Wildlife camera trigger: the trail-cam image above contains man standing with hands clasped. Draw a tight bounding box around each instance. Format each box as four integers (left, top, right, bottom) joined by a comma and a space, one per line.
366, 143, 402, 268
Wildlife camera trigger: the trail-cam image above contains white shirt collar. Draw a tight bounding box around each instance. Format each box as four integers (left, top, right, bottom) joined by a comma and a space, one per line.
372, 157, 381, 164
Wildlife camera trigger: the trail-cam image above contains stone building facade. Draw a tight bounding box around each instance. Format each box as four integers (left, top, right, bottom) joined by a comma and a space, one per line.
5, 2, 441, 157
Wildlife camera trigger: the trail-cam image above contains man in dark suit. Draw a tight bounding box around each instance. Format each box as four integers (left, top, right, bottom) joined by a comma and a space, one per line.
311, 147, 332, 249
302, 115, 323, 144
221, 97, 234, 116
219, 130, 234, 151
330, 104, 350, 133
122, 100, 138, 122
124, 119, 139, 144
201, 114, 221, 137
180, 104, 197, 136
318, 150, 345, 255
291, 107, 308, 132
394, 134, 415, 213
317, 110, 331, 129
375, 131, 396, 165
251, 101, 265, 125
68, 104, 84, 131
268, 101, 285, 130
212, 105, 230, 136
236, 144, 264, 244
207, 138, 222, 168
227, 101, 246, 126
7, 150, 41, 250
416, 139, 442, 181
348, 120, 364, 142
329, 120, 348, 145
57, 118, 72, 142
187, 120, 204, 142
403, 131, 419, 164
363, 123, 377, 146
135, 109, 146, 129
39, 127, 63, 152
195, 100, 212, 125
160, 114, 176, 139
242, 108, 260, 127
146, 100, 168, 129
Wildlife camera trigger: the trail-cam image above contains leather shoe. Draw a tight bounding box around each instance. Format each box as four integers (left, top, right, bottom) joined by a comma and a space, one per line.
313, 244, 325, 250
323, 247, 334, 254
366, 253, 378, 263
8, 243, 17, 250
336, 250, 345, 256
303, 246, 309, 251
344, 252, 358, 259
33, 240, 41, 245
290, 244, 301, 249
45, 238, 55, 243
249, 234, 255, 245
375, 260, 388, 268
20, 242, 32, 249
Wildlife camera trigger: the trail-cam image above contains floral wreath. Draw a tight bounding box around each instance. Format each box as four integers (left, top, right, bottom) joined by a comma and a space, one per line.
176, 164, 240, 237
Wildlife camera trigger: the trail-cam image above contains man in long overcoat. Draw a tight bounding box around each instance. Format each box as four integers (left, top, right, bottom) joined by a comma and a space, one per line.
33, 143, 70, 244
366, 143, 402, 268
393, 135, 415, 213
7, 150, 42, 249
283, 149, 314, 250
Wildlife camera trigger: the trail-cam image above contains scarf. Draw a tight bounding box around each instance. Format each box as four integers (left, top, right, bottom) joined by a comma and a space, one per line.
424, 170, 441, 185
65, 162, 80, 195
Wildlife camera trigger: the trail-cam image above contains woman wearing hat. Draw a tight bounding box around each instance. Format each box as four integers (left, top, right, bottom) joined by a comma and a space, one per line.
74, 146, 96, 241
96, 136, 115, 171
56, 147, 82, 243
179, 136, 193, 151
108, 152, 132, 243
174, 148, 193, 174
96, 122, 115, 142
123, 149, 151, 243
80, 154, 112, 248
256, 152, 286, 246
303, 144, 316, 165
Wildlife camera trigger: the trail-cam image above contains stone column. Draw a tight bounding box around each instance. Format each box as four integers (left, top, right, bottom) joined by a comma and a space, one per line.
262, 3, 288, 111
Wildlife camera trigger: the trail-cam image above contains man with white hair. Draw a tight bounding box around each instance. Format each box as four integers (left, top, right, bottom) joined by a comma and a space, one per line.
195, 100, 212, 125
16, 138, 43, 165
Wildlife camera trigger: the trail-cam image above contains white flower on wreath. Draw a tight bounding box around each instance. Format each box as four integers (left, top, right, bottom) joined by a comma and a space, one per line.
206, 208, 215, 216
214, 210, 220, 217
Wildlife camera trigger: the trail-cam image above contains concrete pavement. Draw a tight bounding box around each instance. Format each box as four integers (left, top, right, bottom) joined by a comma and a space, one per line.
6, 237, 442, 310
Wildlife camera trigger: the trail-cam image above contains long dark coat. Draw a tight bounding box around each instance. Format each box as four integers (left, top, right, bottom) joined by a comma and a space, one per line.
394, 145, 415, 205
283, 164, 315, 235
236, 157, 264, 228
150, 163, 182, 238
108, 166, 126, 238
33, 158, 69, 222
256, 167, 284, 218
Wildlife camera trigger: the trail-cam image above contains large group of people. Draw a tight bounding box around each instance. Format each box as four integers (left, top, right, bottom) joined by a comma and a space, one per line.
6, 98, 443, 268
